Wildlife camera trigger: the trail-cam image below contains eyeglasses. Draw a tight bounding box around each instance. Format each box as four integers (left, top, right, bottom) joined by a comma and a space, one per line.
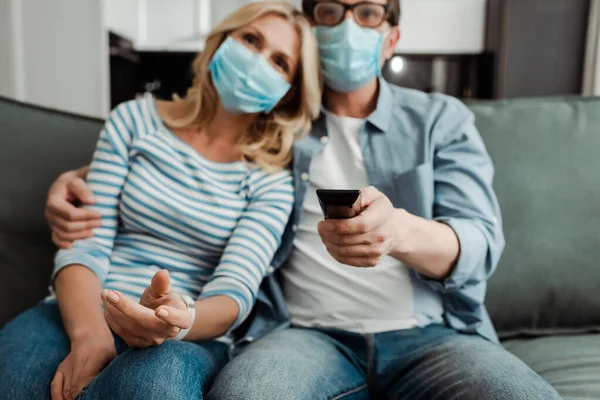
312, 1, 389, 28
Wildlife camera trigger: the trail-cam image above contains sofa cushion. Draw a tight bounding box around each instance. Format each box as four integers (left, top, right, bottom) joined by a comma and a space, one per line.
0, 97, 102, 326
469, 97, 600, 339
503, 335, 600, 399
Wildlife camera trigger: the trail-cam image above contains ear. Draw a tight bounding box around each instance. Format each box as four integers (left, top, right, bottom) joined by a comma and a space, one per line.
381, 27, 401, 61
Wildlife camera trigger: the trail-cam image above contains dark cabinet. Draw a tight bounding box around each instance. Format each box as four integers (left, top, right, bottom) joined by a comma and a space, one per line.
136, 52, 196, 100
109, 32, 140, 108
483, 0, 591, 98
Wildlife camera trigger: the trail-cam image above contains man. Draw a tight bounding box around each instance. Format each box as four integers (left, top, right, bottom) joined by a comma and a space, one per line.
46, 0, 561, 398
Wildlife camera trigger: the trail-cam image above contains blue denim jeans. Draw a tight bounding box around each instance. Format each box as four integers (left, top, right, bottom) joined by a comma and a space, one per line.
0, 302, 228, 399
206, 324, 562, 400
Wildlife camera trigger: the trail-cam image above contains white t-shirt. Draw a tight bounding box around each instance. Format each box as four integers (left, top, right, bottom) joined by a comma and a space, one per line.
282, 110, 417, 334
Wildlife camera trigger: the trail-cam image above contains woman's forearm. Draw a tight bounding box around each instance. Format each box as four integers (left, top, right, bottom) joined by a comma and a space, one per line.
55, 265, 112, 344
184, 296, 239, 341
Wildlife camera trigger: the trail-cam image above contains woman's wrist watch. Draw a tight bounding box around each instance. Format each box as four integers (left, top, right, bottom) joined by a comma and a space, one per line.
172, 294, 196, 341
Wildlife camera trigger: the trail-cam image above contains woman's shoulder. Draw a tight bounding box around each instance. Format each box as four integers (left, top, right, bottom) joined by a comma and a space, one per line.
107, 94, 166, 138
109, 96, 143, 119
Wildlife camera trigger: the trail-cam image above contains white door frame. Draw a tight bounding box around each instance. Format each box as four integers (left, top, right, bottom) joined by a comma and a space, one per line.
583, 0, 600, 96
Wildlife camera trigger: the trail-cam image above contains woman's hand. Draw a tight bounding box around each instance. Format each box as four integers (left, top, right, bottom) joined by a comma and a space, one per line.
50, 333, 116, 400
139, 270, 187, 316
45, 166, 101, 249
102, 286, 192, 348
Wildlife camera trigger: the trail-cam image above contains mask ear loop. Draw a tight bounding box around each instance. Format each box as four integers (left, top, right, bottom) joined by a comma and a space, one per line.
375, 30, 390, 78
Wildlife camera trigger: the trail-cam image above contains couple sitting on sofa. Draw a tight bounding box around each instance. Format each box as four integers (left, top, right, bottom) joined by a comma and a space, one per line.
0, 0, 562, 399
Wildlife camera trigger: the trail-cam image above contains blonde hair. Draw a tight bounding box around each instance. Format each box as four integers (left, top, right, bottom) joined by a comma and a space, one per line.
161, 1, 321, 172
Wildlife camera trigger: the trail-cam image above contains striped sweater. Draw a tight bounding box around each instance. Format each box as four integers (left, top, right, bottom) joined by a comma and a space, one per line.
53, 94, 295, 329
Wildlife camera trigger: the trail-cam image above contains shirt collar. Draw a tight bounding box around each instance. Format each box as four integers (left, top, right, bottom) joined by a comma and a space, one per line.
316, 78, 393, 135
366, 77, 393, 133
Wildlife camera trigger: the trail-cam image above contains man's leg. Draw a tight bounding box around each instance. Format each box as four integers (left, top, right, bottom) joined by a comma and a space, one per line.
80, 339, 228, 400
206, 328, 369, 400
377, 325, 562, 400
0, 302, 71, 400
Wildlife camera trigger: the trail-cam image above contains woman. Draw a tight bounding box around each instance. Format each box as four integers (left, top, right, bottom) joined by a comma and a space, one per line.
0, 2, 320, 399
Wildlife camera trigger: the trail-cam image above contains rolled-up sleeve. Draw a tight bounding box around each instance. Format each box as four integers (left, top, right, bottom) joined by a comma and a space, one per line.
419, 98, 505, 294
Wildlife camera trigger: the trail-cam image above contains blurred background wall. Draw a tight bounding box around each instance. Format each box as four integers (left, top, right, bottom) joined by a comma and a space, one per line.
0, 0, 108, 117
0, 0, 599, 118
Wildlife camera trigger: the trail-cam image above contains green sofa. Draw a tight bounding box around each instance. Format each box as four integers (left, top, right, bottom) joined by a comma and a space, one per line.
1, 95, 599, 399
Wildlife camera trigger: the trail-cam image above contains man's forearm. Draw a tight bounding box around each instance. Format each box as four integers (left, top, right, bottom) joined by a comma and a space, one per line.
184, 296, 239, 341
55, 265, 112, 343
390, 209, 460, 280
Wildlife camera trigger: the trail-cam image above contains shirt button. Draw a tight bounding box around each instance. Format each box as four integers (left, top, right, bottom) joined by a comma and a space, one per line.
492, 216, 498, 224
292, 224, 298, 232
267, 265, 275, 274
300, 172, 309, 182
320, 136, 329, 144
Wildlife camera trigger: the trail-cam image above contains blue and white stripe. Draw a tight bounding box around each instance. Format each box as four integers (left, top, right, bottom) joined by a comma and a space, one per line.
53, 94, 294, 329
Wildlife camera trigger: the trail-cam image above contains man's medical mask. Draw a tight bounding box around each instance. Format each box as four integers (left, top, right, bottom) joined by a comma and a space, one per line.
314, 19, 386, 92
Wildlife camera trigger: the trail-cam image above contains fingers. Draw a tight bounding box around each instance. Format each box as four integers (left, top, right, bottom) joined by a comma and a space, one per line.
358, 186, 383, 208
329, 254, 381, 268
323, 237, 385, 267
68, 353, 88, 399
52, 232, 74, 249
102, 290, 170, 332
45, 174, 100, 250
69, 371, 82, 400
156, 305, 193, 330
318, 218, 372, 237
47, 196, 101, 222
46, 195, 101, 248
148, 270, 172, 299
316, 186, 383, 237
317, 226, 369, 246
325, 243, 387, 258
66, 178, 96, 205
51, 370, 65, 400
53, 217, 102, 234
318, 197, 389, 236
103, 289, 149, 321
351, 195, 391, 231
141, 291, 186, 313
52, 228, 96, 242
104, 307, 153, 348
320, 230, 388, 247
62, 366, 73, 400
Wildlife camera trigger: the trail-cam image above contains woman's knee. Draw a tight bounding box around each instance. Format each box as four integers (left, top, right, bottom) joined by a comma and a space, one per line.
83, 340, 228, 400
0, 303, 70, 398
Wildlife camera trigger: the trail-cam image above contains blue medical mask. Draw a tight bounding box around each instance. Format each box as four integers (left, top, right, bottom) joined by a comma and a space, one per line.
209, 37, 291, 113
315, 19, 385, 92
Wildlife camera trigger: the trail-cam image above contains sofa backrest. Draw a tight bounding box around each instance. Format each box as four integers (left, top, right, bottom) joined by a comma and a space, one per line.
469, 97, 600, 339
1, 95, 599, 338
0, 97, 102, 325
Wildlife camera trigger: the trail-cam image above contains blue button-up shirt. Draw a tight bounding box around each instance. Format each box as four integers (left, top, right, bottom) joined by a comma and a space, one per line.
234, 79, 505, 349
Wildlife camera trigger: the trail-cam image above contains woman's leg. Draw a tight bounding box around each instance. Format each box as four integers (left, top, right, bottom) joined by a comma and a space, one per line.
80, 339, 229, 400
0, 302, 71, 400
